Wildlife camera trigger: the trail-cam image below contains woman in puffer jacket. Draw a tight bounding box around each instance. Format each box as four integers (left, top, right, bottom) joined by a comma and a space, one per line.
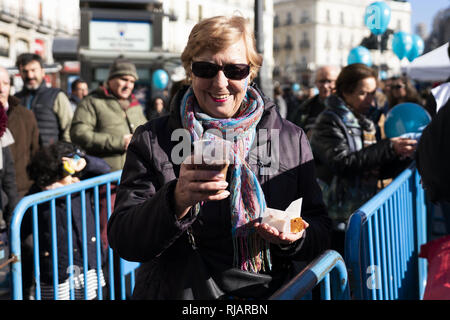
309, 63, 417, 255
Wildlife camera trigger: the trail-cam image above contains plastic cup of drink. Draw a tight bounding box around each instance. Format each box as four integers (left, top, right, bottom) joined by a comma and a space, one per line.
193, 139, 233, 193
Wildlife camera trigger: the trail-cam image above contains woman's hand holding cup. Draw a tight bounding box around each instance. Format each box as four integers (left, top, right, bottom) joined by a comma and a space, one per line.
174, 154, 230, 219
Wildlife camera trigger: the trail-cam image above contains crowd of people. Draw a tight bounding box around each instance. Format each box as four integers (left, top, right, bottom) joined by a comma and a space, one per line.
0, 53, 150, 299
0, 15, 448, 301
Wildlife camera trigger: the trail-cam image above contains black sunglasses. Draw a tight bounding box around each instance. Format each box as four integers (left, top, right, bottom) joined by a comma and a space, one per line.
191, 61, 250, 80
317, 79, 335, 84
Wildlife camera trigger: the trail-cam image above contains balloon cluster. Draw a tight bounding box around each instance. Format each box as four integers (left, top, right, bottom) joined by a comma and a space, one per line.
347, 1, 424, 67
391, 28, 424, 61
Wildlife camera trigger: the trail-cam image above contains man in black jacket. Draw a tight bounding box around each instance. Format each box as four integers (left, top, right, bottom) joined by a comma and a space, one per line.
14, 53, 73, 146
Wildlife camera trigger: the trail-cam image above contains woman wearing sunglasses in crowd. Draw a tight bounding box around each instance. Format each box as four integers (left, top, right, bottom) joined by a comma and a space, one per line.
386, 76, 423, 109
107, 15, 331, 300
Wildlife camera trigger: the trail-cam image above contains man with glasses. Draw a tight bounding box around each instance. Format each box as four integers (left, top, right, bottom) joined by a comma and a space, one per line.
291, 65, 340, 137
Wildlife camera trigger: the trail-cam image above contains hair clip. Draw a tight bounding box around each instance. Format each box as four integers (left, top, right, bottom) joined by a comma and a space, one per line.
63, 160, 75, 175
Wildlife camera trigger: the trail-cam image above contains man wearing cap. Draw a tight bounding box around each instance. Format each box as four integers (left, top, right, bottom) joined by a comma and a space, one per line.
70, 58, 147, 171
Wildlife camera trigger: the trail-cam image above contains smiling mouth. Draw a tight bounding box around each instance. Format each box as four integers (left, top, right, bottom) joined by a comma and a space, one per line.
210, 93, 230, 102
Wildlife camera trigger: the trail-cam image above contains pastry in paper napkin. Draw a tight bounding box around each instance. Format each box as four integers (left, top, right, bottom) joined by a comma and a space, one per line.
260, 198, 304, 233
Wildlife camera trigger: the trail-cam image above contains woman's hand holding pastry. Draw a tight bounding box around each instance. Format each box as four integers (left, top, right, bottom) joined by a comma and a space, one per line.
253, 220, 309, 245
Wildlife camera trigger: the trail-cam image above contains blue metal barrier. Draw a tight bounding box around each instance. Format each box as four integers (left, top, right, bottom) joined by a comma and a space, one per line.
345, 166, 427, 300
270, 250, 350, 300
8, 170, 140, 300
7, 165, 429, 300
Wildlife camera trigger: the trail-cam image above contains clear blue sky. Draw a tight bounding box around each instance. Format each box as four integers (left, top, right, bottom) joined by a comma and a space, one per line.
408, 0, 450, 34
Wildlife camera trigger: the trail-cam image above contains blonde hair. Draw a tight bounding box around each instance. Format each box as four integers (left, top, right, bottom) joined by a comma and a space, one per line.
181, 15, 262, 83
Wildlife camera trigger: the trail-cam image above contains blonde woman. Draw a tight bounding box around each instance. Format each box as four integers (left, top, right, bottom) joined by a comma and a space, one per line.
108, 16, 331, 300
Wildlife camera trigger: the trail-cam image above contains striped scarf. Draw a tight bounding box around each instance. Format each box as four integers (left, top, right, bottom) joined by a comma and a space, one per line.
180, 86, 271, 273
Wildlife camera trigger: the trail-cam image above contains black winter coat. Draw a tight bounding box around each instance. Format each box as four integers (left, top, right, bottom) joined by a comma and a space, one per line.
21, 155, 111, 284
416, 99, 450, 202
107, 85, 331, 299
310, 95, 409, 225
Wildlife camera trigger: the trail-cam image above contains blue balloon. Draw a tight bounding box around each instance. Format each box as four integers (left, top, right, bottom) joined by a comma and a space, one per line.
384, 103, 431, 138
407, 34, 424, 62
364, 1, 391, 35
392, 31, 413, 60
379, 70, 388, 80
347, 46, 373, 67
292, 83, 300, 92
152, 69, 169, 90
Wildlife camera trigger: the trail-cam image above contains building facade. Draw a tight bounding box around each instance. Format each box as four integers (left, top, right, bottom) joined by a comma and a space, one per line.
0, 0, 79, 67
78, 0, 274, 99
2, 0, 275, 97
273, 0, 411, 85
0, 0, 79, 91
161, 0, 274, 97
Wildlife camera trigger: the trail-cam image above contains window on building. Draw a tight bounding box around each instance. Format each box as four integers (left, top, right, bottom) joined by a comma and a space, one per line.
15, 38, 29, 57
326, 9, 331, 23
300, 31, 310, 49
301, 56, 307, 68
274, 15, 279, 28
0, 34, 10, 57
285, 35, 293, 50
286, 12, 292, 25
340, 12, 345, 25
273, 41, 280, 52
300, 10, 310, 24
4, 1, 19, 17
